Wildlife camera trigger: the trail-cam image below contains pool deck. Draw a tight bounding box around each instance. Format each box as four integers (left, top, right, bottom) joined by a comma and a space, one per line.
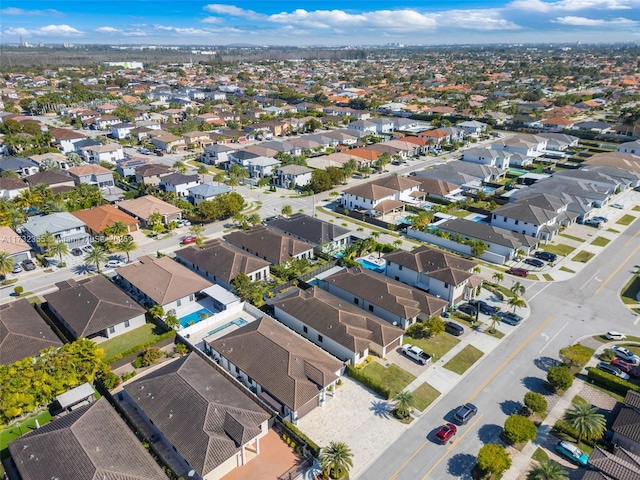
358, 254, 386, 267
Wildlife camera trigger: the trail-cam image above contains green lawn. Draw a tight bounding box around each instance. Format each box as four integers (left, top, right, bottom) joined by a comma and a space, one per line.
543, 274, 554, 281
607, 228, 620, 234
443, 345, 484, 375
592, 334, 640, 343
1, 409, 53, 453
540, 243, 575, 257
483, 328, 505, 339
633, 206, 640, 212
528, 274, 539, 281
100, 322, 169, 362
621, 275, 640, 305
531, 447, 549, 463
360, 362, 415, 398
616, 214, 637, 226
404, 333, 460, 360
412, 382, 441, 411
591, 237, 610, 247
560, 266, 576, 273
450, 209, 471, 218
621, 344, 640, 357
559, 233, 584, 242
573, 251, 595, 263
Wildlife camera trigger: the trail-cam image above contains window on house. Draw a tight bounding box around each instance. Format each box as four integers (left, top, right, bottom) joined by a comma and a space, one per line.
399, 265, 403, 271
189, 294, 194, 302
354, 298, 359, 305
303, 326, 308, 333
493, 214, 497, 220
109, 326, 115, 334
318, 334, 323, 342
395, 276, 399, 281
515, 220, 519, 225
177, 299, 181, 307
503, 217, 507, 222
124, 320, 130, 328
444, 283, 449, 288
368, 305, 374, 312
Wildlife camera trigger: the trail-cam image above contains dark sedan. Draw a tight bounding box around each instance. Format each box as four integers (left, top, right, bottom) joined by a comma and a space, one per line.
524, 258, 544, 268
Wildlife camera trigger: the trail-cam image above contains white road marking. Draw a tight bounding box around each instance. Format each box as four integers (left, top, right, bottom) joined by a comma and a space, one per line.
580, 269, 601, 290
539, 321, 569, 353
527, 282, 552, 302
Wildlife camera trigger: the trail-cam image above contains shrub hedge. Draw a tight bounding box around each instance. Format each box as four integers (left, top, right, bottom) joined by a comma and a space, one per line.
587, 368, 640, 396
345, 364, 391, 400
283, 420, 321, 458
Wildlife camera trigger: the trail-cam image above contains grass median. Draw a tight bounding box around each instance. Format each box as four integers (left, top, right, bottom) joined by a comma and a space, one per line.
443, 345, 484, 375
412, 383, 441, 411
616, 214, 636, 226
360, 362, 415, 398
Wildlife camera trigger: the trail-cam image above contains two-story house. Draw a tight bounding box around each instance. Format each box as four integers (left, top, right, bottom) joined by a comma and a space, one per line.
201, 143, 235, 166
79, 143, 125, 165
109, 122, 135, 139
264, 213, 351, 256
67, 164, 115, 189
22, 212, 91, 252
463, 147, 512, 169
159, 172, 200, 197
273, 165, 313, 189
187, 182, 231, 206
224, 225, 314, 265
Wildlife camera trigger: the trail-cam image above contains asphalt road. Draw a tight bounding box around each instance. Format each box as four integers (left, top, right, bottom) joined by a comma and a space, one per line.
359, 218, 640, 480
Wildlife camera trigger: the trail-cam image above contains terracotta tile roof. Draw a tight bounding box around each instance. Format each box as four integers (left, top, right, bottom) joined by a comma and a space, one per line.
71, 205, 138, 233
346, 148, 381, 161
115, 195, 181, 220
0, 226, 30, 255
209, 317, 342, 411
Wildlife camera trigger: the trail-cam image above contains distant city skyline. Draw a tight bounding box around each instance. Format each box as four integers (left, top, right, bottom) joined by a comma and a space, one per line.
1, 1, 639, 46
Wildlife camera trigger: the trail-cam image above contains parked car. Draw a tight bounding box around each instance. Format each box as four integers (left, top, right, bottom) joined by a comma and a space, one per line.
596, 362, 630, 380
507, 267, 529, 277
105, 259, 125, 268
181, 235, 198, 245
453, 403, 478, 425
12, 264, 22, 274
611, 346, 640, 365
445, 321, 464, 337
592, 216, 608, 223
469, 299, 499, 315
610, 359, 640, 378
457, 303, 477, 316
435, 423, 457, 444
534, 251, 556, 262
176, 219, 191, 227
611, 203, 625, 209
584, 218, 604, 228
137, 147, 150, 155
21, 259, 36, 271
524, 258, 544, 268
604, 331, 627, 341
71, 248, 84, 257
497, 311, 522, 326
401, 344, 432, 365
556, 440, 589, 466
82, 244, 94, 253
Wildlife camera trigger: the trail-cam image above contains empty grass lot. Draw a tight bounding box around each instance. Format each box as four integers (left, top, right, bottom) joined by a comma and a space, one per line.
573, 251, 595, 263
559, 233, 584, 242
443, 345, 484, 375
591, 236, 610, 247
616, 214, 636, 226
100, 322, 169, 362
412, 383, 441, 411
621, 275, 640, 305
539, 243, 575, 257
404, 333, 460, 360
360, 362, 415, 398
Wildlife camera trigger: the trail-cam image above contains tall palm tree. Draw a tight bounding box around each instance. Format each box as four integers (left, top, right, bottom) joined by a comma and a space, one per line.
564, 403, 606, 444
492, 272, 504, 285
37, 231, 56, 253
489, 314, 501, 334
213, 172, 226, 185
48, 240, 69, 263
173, 160, 187, 174
527, 459, 568, 480
0, 251, 15, 278
508, 296, 526, 313
197, 163, 209, 182
148, 305, 165, 320
510, 281, 526, 296
84, 247, 108, 273
105, 221, 128, 238
320, 441, 354, 480
116, 236, 137, 263
393, 390, 415, 419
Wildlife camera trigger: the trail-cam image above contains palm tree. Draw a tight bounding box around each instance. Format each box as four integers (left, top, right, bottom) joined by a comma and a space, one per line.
213, 172, 226, 185
281, 205, 293, 217
173, 160, 187, 174
84, 247, 108, 273
564, 403, 606, 444
0, 251, 15, 278
320, 441, 354, 480
197, 163, 209, 182
116, 235, 137, 263
492, 272, 504, 285
48, 240, 69, 263
105, 221, 128, 238
508, 296, 526, 313
527, 459, 568, 480
393, 390, 415, 419
246, 213, 261, 226
148, 305, 165, 320
37, 231, 56, 253
510, 281, 526, 296
489, 314, 501, 334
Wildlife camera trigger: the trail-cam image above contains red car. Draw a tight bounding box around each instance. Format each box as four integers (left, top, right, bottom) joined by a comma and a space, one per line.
507, 267, 529, 277
611, 359, 640, 378
435, 423, 457, 444
181, 236, 197, 244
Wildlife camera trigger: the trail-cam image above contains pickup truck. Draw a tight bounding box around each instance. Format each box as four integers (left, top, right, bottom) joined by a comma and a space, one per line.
401, 344, 432, 365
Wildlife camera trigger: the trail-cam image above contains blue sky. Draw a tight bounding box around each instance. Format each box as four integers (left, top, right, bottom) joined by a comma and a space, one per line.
1, 1, 639, 45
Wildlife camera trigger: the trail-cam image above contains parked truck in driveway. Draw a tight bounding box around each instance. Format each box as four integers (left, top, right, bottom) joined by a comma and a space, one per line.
401, 344, 432, 365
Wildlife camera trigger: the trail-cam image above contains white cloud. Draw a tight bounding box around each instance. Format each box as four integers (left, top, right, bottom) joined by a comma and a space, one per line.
0, 7, 62, 16
4, 24, 83, 37
203, 4, 263, 20
201, 16, 223, 24
507, 0, 638, 12
96, 26, 120, 33
435, 9, 522, 30
554, 15, 637, 25
154, 25, 212, 36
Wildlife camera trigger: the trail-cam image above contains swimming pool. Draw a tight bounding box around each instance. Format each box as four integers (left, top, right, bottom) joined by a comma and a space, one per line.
395, 216, 412, 224
481, 187, 496, 194
179, 307, 214, 328
468, 214, 488, 223
508, 168, 528, 176
357, 258, 386, 273
207, 317, 248, 336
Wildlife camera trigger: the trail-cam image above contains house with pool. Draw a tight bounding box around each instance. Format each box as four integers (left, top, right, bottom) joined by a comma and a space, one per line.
115, 255, 213, 324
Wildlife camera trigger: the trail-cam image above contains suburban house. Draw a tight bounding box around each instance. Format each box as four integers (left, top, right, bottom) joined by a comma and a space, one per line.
491, 193, 574, 241
273, 165, 313, 189
384, 246, 480, 305
50, 127, 86, 153
207, 316, 343, 421
45, 275, 146, 340
413, 161, 505, 191
273, 286, 405, 365
116, 254, 212, 311
224, 225, 314, 265
79, 143, 125, 164
29, 152, 70, 171
115, 195, 182, 227
0, 298, 62, 365
109, 122, 136, 139
618, 139, 640, 155
539, 132, 580, 152
0, 157, 39, 177
25, 170, 76, 193
491, 134, 547, 158
7, 398, 167, 480
67, 164, 115, 189
116, 157, 151, 178
458, 120, 488, 137
341, 175, 422, 215
611, 390, 640, 454
159, 172, 200, 197
415, 177, 465, 202
21, 212, 91, 253
260, 140, 302, 156
188, 183, 232, 206
463, 147, 512, 169
319, 266, 448, 329
134, 163, 173, 186
175, 238, 271, 290
245, 156, 282, 180
202, 143, 235, 166
122, 353, 272, 480
0, 226, 32, 263
264, 213, 351, 256
183, 130, 213, 148
584, 447, 640, 480
150, 132, 185, 152
71, 204, 139, 236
